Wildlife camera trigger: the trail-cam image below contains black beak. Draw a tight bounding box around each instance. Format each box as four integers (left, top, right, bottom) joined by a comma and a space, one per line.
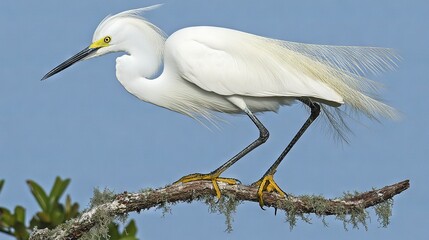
41, 47, 99, 80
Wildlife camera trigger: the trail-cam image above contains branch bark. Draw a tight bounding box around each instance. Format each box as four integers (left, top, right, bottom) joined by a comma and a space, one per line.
30, 179, 410, 240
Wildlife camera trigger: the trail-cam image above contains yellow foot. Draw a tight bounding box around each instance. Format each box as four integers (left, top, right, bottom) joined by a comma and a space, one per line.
252, 174, 287, 208
174, 173, 239, 199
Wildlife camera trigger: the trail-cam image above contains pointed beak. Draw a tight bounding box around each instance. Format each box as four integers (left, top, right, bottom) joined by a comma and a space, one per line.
41, 46, 99, 80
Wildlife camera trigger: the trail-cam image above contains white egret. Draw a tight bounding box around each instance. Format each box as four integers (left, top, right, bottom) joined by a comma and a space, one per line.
42, 5, 398, 207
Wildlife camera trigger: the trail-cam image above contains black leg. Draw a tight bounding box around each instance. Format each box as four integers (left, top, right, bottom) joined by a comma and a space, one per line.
174, 108, 269, 198
211, 109, 269, 175
264, 100, 320, 176
253, 100, 321, 208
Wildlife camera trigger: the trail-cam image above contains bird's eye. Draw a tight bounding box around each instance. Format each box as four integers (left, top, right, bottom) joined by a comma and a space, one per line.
104, 36, 111, 43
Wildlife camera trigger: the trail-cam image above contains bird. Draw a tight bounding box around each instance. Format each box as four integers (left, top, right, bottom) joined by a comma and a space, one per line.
42, 5, 399, 207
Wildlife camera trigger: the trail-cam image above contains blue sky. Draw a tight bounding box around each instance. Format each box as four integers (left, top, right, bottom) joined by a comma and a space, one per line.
0, 0, 427, 239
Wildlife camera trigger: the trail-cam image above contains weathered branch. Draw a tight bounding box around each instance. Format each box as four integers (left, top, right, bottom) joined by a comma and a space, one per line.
30, 179, 409, 240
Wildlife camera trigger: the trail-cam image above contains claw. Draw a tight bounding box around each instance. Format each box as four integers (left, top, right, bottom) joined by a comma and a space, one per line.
174, 173, 239, 199
252, 174, 286, 209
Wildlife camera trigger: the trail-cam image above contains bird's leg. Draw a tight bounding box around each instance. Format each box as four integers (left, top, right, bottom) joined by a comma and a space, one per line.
252, 100, 320, 208
174, 109, 269, 199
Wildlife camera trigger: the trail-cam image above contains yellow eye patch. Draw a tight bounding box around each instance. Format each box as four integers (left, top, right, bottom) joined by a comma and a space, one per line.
90, 36, 111, 49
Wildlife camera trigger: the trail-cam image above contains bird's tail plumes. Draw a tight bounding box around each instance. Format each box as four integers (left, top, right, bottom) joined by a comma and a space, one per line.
265, 39, 400, 139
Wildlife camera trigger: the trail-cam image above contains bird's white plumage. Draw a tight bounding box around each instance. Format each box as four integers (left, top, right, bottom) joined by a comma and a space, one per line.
84, 6, 399, 136
167, 26, 344, 104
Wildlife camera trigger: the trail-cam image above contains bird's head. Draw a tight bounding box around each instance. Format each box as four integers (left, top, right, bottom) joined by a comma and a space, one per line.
41, 4, 164, 80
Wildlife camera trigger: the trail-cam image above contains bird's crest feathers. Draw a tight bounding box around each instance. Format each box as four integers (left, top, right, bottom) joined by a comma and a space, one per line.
93, 4, 166, 42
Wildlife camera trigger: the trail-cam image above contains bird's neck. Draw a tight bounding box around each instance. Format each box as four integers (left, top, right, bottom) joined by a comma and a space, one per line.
115, 53, 162, 101
114, 23, 170, 105
115, 19, 166, 79
115, 38, 168, 105
124, 40, 164, 79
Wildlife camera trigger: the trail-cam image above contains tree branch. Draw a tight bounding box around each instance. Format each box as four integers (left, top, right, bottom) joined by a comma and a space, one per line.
30, 179, 410, 240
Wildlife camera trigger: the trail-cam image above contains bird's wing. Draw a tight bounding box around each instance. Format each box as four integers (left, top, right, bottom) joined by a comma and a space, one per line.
166, 27, 399, 140
167, 27, 344, 104
168, 26, 399, 119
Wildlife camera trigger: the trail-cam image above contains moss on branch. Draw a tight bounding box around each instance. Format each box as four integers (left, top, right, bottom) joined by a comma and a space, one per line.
30, 179, 409, 240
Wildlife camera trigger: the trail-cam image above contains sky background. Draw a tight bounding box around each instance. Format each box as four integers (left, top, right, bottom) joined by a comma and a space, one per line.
0, 0, 427, 239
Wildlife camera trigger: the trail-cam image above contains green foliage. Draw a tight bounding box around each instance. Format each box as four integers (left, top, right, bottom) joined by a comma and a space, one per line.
0, 180, 4, 193
27, 177, 79, 229
109, 220, 137, 240
107, 220, 138, 240
81, 220, 138, 240
0, 177, 139, 240
0, 205, 29, 239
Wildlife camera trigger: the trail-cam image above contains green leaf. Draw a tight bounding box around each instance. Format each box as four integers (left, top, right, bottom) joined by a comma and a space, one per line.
108, 223, 120, 240
51, 209, 65, 226
14, 206, 26, 223
0, 207, 11, 215
65, 195, 72, 218
64, 195, 80, 220
0, 207, 13, 226
27, 180, 49, 212
120, 237, 138, 240
65, 195, 71, 211
29, 216, 38, 229
123, 220, 137, 237
36, 211, 51, 223
70, 203, 79, 218
13, 221, 29, 240
0, 179, 4, 193
48, 177, 70, 212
